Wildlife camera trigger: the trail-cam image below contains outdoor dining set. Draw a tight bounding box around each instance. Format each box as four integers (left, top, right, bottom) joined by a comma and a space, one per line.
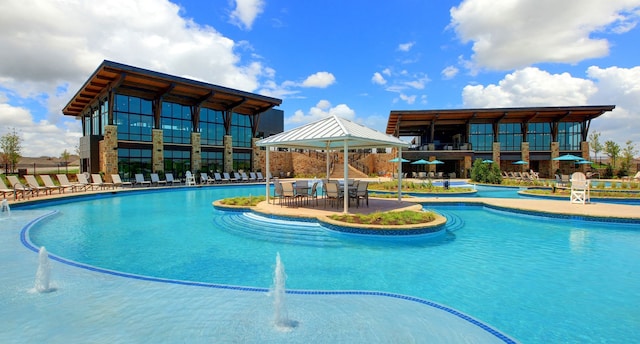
272, 178, 369, 209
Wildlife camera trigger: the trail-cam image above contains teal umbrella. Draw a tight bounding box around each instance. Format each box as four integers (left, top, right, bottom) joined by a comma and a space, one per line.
389, 157, 410, 163
553, 154, 584, 161
430, 159, 444, 165
482, 159, 494, 164
410, 159, 429, 165
576, 160, 593, 165
512, 160, 528, 165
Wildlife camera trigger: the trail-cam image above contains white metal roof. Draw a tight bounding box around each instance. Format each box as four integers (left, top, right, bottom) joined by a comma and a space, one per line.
256, 115, 408, 149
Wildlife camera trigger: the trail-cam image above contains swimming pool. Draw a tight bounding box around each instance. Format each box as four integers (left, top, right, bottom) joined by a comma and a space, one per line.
18, 185, 640, 343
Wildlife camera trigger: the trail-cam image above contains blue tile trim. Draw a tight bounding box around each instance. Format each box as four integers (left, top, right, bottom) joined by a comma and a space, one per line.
19, 211, 516, 344
320, 221, 446, 236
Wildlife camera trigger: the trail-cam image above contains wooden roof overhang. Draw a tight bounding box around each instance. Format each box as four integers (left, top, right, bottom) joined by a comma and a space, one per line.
62, 60, 282, 118
386, 105, 616, 136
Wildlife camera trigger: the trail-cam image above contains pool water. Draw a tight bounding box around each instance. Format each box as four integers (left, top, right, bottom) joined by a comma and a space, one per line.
25, 185, 640, 343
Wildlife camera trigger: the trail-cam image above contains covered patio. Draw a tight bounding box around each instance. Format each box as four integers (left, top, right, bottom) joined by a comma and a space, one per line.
256, 115, 409, 213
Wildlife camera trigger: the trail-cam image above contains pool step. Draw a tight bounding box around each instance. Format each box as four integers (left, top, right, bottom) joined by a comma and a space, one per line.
212, 212, 343, 247
425, 208, 465, 232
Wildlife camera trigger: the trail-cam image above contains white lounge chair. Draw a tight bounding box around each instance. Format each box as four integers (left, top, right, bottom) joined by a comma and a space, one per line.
7, 175, 34, 199
76, 173, 94, 190
0, 177, 16, 199
92, 174, 115, 189
165, 173, 179, 185
256, 172, 265, 182
25, 175, 55, 195
150, 173, 167, 186
111, 174, 133, 188
58, 174, 86, 192
40, 175, 64, 193
134, 174, 151, 187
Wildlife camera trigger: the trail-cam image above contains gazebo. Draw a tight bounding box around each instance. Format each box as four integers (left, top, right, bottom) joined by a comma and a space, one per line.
256, 115, 409, 213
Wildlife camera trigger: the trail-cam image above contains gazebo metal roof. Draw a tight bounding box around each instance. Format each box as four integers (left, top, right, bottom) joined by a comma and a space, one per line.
257, 115, 408, 149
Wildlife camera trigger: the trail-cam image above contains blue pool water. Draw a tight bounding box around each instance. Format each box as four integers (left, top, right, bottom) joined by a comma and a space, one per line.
24, 185, 640, 343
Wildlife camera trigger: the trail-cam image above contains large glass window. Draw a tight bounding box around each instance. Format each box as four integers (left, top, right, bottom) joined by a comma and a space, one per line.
469, 124, 493, 151
231, 114, 252, 148
117, 147, 152, 181
83, 116, 91, 136
200, 108, 225, 146
161, 102, 192, 144
528, 123, 551, 151
91, 107, 101, 135
498, 123, 522, 151
100, 100, 109, 133
114, 94, 153, 142
201, 151, 223, 173
558, 122, 581, 150
233, 152, 251, 171
164, 149, 191, 178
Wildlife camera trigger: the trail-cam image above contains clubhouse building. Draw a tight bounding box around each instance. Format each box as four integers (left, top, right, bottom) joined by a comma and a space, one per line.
63, 60, 283, 181
386, 106, 615, 178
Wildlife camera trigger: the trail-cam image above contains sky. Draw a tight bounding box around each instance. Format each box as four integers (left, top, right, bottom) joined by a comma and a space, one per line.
1, 0, 639, 157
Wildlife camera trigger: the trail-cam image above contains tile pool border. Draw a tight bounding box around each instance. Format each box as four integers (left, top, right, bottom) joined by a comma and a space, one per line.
19, 210, 517, 344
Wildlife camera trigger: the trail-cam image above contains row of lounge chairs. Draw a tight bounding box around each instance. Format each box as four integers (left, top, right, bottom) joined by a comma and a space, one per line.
199, 171, 266, 184
501, 170, 539, 183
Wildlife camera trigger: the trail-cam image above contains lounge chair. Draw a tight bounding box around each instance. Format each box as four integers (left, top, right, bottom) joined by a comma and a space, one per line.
213, 172, 226, 183
248, 172, 257, 182
184, 171, 196, 186
40, 175, 65, 193
256, 172, 265, 182
586, 171, 600, 179
233, 172, 242, 182
57, 174, 86, 192
150, 173, 167, 186
134, 174, 151, 187
165, 173, 179, 185
199, 173, 215, 185
76, 173, 94, 190
111, 174, 133, 188
24, 175, 53, 195
223, 172, 235, 183
240, 172, 250, 182
92, 174, 115, 189
624, 171, 640, 181
0, 177, 16, 199
7, 175, 34, 199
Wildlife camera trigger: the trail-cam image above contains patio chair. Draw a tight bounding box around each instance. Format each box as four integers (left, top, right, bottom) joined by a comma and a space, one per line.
280, 181, 297, 207
350, 180, 369, 208
324, 181, 343, 209
150, 173, 167, 186
213, 172, 226, 183
111, 174, 133, 188
224, 172, 236, 183
40, 175, 65, 193
92, 174, 115, 189
570, 172, 590, 204
308, 181, 319, 206
586, 171, 600, 179
233, 172, 242, 182
7, 175, 34, 199
134, 174, 151, 187
165, 173, 180, 185
248, 172, 257, 182
272, 178, 283, 204
58, 174, 86, 192
24, 175, 53, 195
256, 172, 265, 182
240, 172, 250, 182
0, 177, 16, 199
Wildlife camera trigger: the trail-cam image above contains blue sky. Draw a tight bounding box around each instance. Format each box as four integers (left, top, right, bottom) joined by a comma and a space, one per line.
1, 0, 639, 156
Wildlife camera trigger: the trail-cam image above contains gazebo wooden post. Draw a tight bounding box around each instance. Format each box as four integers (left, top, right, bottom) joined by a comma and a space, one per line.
398, 150, 403, 202
343, 140, 349, 213
265, 147, 270, 203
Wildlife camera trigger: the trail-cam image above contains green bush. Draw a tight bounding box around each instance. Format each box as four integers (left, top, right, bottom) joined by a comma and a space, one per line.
470, 158, 502, 184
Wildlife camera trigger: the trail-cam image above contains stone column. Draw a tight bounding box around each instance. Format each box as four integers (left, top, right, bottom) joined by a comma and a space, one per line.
580, 141, 589, 172
550, 142, 559, 176
251, 137, 260, 172
102, 125, 118, 181
223, 135, 233, 172
152, 129, 164, 172
521, 141, 530, 165
463, 155, 472, 178
492, 142, 501, 168
191, 132, 201, 172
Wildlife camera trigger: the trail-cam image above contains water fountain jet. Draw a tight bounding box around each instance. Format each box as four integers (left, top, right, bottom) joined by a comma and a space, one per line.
1, 199, 9, 216
34, 246, 53, 293
273, 252, 298, 331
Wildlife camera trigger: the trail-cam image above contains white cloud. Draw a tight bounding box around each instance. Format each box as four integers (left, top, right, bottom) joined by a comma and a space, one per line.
461, 66, 640, 148
441, 66, 459, 79
398, 41, 415, 52
286, 100, 355, 125
462, 67, 596, 107
398, 94, 417, 104
449, 0, 640, 70
229, 0, 265, 30
301, 72, 336, 88
371, 72, 387, 85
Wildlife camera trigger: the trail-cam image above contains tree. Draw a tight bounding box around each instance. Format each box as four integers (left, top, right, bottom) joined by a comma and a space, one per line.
60, 149, 71, 174
604, 140, 621, 169
620, 140, 637, 175
0, 128, 22, 174
588, 131, 603, 164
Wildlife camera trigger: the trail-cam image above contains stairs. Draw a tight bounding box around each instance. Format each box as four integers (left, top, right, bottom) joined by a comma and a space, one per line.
330, 164, 368, 179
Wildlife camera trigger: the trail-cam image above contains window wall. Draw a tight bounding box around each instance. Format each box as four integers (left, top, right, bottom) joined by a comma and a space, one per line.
161, 102, 192, 144
200, 108, 225, 146
114, 94, 154, 142
498, 123, 522, 151
528, 123, 551, 151
231, 114, 252, 148
164, 149, 191, 178
117, 147, 152, 180
201, 151, 223, 173
558, 122, 581, 150
233, 152, 251, 171
469, 124, 493, 151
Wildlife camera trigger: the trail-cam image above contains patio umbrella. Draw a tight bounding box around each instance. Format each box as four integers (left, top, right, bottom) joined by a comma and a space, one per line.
576, 160, 593, 165
430, 159, 444, 165
482, 159, 494, 164
512, 160, 528, 172
552, 154, 584, 161
388, 157, 410, 163
410, 159, 429, 165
